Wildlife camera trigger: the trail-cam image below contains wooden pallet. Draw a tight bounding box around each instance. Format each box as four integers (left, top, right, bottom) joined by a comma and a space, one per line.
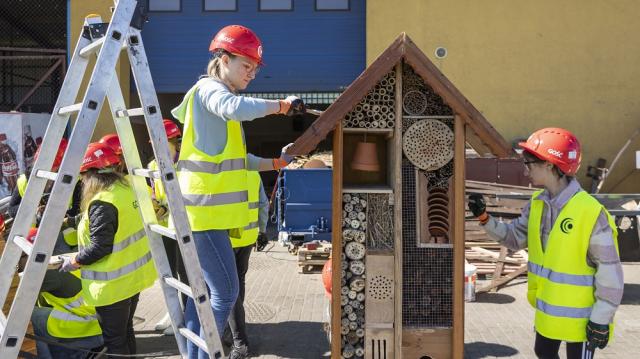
297, 242, 331, 274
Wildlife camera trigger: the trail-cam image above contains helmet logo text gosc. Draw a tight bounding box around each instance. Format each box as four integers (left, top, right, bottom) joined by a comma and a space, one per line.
547, 148, 563, 158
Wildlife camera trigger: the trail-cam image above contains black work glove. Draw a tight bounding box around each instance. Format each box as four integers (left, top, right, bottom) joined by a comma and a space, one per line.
256, 233, 268, 252
468, 193, 487, 217
287, 97, 306, 116
586, 320, 609, 351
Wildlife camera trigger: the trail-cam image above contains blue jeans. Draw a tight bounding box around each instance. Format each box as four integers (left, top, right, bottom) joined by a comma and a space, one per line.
184, 230, 239, 359
31, 307, 104, 359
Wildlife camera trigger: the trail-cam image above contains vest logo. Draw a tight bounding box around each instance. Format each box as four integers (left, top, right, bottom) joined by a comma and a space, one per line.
560, 217, 574, 234
547, 148, 564, 158
133, 200, 139, 209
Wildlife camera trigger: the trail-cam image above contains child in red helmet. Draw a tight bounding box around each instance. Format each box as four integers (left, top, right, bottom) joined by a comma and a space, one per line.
172, 25, 302, 359
468, 128, 623, 359
60, 142, 156, 355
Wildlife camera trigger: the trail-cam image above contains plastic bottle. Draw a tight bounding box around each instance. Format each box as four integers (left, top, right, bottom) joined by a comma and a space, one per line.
0, 133, 19, 192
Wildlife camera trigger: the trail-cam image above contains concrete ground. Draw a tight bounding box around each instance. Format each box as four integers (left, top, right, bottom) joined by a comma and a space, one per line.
134, 247, 640, 358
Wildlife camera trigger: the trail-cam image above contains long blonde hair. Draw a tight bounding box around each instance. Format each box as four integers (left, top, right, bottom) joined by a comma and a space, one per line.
80, 168, 126, 212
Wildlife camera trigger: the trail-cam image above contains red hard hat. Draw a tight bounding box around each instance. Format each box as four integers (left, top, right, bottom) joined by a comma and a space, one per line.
164, 119, 182, 139
322, 260, 332, 299
35, 138, 68, 170
99, 134, 122, 156
519, 127, 582, 176
80, 142, 121, 172
209, 25, 264, 65
27, 227, 38, 244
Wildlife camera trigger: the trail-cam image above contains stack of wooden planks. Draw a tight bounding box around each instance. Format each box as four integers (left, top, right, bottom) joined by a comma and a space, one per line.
464, 180, 537, 293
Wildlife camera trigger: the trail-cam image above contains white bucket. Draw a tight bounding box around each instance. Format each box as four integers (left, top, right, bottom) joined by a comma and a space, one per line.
464, 262, 477, 302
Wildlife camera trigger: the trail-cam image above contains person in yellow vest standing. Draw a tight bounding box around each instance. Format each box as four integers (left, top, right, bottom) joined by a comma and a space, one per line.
148, 119, 189, 335
223, 171, 268, 358
171, 24, 303, 358
468, 128, 623, 359
59, 143, 157, 355
26, 228, 103, 359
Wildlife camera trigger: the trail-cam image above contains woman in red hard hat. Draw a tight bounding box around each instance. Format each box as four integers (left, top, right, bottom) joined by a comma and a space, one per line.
59, 143, 156, 355
468, 128, 623, 359
171, 25, 301, 359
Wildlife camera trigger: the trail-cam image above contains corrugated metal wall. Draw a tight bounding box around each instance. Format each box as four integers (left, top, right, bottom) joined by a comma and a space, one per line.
143, 0, 365, 93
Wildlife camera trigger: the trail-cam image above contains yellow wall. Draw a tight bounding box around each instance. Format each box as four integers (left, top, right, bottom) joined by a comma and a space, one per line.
69, 0, 130, 141
368, 0, 640, 192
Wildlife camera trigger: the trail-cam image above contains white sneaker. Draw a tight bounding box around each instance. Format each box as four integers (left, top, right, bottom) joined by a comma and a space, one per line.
155, 313, 171, 331
163, 325, 174, 336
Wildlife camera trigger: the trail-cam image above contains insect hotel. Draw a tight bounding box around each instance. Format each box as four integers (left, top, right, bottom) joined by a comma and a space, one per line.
289, 34, 513, 359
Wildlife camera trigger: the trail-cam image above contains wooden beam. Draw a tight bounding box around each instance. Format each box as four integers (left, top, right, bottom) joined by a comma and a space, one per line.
331, 125, 343, 359
288, 35, 405, 156
393, 62, 404, 358
452, 115, 465, 358
476, 264, 528, 294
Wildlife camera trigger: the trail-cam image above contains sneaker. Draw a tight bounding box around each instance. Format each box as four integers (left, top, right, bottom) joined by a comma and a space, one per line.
229, 344, 249, 359
154, 313, 171, 331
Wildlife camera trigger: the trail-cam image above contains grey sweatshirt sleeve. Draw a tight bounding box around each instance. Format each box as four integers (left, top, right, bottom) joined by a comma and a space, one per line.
257, 180, 269, 233
588, 210, 624, 324
481, 201, 531, 251
199, 80, 280, 122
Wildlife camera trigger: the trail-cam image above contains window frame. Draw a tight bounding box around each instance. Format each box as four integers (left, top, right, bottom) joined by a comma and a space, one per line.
147, 0, 182, 12
315, 0, 350, 11
258, 0, 294, 12
202, 0, 238, 12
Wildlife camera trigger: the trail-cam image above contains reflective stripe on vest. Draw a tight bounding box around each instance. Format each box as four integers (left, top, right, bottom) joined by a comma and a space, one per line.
230, 171, 261, 248
78, 180, 157, 306
527, 190, 618, 342
175, 83, 248, 231
41, 271, 101, 339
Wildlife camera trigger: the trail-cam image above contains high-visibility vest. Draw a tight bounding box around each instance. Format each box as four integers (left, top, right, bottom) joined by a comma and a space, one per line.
230, 171, 261, 248
62, 227, 78, 247
77, 180, 157, 306
17, 174, 27, 198
40, 271, 102, 339
174, 84, 248, 231
527, 190, 618, 342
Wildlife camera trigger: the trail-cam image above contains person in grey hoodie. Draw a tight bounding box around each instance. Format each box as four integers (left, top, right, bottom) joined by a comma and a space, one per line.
170, 25, 303, 359
468, 128, 623, 359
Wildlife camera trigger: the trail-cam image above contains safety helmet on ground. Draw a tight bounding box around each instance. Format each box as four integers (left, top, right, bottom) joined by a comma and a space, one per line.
209, 25, 264, 65
99, 134, 122, 156
27, 227, 38, 244
518, 127, 581, 176
35, 138, 68, 171
163, 119, 182, 139
80, 142, 121, 173
321, 260, 332, 299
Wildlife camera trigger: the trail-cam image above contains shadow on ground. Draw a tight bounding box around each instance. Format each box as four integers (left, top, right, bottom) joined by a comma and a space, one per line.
622, 283, 640, 305
248, 321, 330, 358
474, 293, 516, 304
464, 342, 519, 358
135, 332, 180, 357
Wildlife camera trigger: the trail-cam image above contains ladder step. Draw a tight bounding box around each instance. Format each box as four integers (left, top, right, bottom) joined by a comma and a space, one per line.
178, 328, 217, 356
13, 235, 33, 256
115, 108, 144, 118
35, 170, 58, 181
149, 224, 177, 240
79, 37, 128, 58
58, 103, 83, 115
164, 277, 193, 299
131, 168, 161, 179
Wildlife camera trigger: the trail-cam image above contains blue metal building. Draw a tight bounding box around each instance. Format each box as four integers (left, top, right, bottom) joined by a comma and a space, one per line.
142, 0, 366, 96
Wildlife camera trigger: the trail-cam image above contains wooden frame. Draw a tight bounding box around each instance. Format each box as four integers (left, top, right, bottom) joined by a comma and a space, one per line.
289, 33, 514, 359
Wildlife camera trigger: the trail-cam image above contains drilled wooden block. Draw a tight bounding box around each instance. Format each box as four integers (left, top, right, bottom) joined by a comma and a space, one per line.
365, 254, 394, 324
365, 327, 394, 359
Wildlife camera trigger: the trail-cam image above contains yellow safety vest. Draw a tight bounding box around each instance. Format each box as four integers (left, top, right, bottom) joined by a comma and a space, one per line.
17, 174, 27, 198
62, 227, 78, 247
175, 84, 248, 231
527, 190, 618, 342
40, 271, 102, 339
230, 171, 261, 248
77, 180, 157, 306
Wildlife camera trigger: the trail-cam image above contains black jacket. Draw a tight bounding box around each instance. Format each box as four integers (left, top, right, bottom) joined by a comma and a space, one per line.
75, 200, 119, 265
